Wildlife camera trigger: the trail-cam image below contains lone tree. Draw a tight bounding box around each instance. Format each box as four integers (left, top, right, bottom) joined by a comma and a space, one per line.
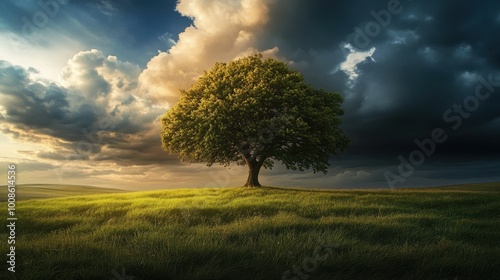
161, 54, 349, 187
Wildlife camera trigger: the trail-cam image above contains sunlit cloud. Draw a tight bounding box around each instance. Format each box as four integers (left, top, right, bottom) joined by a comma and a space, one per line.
0, 31, 85, 81
138, 0, 276, 107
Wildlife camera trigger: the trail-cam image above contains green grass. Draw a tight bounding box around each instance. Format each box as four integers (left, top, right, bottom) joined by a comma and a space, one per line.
428, 182, 500, 192
1, 183, 500, 280
0, 184, 130, 200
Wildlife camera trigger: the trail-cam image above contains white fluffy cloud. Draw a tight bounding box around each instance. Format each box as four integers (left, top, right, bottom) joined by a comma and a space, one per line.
60, 49, 142, 114
138, 0, 276, 107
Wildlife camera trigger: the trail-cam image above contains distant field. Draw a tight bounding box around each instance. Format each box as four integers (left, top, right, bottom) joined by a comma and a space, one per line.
0, 184, 130, 200
428, 182, 500, 192
1, 183, 499, 279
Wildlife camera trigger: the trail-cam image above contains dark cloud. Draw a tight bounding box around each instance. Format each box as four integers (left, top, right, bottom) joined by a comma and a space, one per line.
0, 60, 100, 143
258, 0, 500, 187
264, 0, 392, 52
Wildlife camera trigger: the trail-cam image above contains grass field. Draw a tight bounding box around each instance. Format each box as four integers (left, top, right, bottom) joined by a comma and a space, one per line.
0, 184, 130, 201
1, 183, 500, 279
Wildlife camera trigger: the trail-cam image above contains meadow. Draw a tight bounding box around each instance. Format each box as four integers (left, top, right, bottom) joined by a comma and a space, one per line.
0, 184, 129, 201
1, 183, 499, 279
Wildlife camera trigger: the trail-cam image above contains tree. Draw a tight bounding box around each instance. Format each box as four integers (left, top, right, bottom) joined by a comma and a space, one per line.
161, 54, 349, 187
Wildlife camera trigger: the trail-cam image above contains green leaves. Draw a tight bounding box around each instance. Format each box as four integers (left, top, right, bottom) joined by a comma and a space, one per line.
161, 53, 349, 175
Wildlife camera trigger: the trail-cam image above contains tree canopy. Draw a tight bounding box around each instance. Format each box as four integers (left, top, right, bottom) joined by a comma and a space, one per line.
161, 54, 349, 187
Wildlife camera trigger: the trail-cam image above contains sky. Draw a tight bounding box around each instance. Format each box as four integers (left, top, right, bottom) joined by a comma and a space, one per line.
1, 0, 499, 190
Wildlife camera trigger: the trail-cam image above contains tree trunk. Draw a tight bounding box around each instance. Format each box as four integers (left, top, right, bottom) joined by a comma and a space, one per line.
244, 160, 263, 187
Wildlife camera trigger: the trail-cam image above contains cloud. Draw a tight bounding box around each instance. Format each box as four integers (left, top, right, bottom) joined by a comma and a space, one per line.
2, 0, 500, 189
335, 43, 376, 85
0, 49, 172, 167
0, 0, 282, 188
248, 0, 500, 187
158, 32, 177, 48
387, 29, 419, 45
138, 0, 275, 107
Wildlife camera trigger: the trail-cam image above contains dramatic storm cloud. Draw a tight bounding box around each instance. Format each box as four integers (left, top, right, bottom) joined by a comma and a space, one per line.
0, 0, 499, 189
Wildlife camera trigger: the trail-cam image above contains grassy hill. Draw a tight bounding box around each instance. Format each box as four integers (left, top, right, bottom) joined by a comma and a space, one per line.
428, 181, 500, 192
0, 184, 130, 200
1, 183, 500, 279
